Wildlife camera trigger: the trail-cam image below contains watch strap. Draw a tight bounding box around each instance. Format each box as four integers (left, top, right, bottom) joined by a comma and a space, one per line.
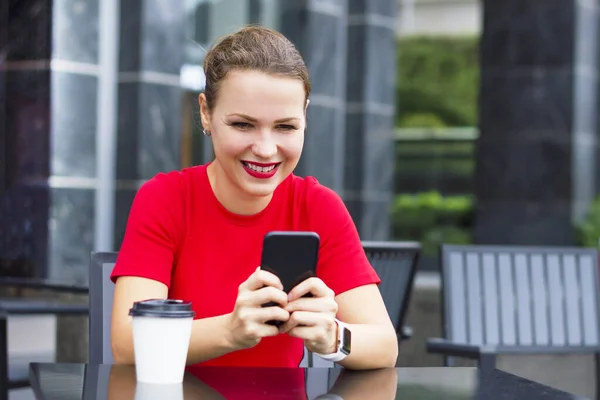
314, 394, 345, 400
315, 319, 349, 362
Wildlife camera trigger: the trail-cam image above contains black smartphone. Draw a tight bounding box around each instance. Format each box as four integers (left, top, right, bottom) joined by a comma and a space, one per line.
260, 231, 320, 326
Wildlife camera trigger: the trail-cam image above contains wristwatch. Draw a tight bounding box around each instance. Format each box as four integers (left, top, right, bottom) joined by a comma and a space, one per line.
315, 318, 351, 362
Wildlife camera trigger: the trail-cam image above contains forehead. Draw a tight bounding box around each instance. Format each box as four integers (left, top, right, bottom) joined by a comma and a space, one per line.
214, 70, 306, 119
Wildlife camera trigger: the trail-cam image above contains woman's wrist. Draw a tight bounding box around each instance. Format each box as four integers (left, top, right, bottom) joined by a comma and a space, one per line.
308, 319, 339, 355
325, 319, 339, 354
220, 312, 240, 352
186, 313, 242, 365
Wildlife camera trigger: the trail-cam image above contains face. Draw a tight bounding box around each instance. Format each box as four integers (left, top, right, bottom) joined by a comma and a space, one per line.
200, 70, 307, 200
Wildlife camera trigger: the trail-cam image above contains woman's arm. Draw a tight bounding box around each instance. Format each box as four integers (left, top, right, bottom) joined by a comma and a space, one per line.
335, 284, 398, 370
111, 276, 235, 365
298, 182, 396, 368
111, 270, 290, 365
282, 280, 398, 370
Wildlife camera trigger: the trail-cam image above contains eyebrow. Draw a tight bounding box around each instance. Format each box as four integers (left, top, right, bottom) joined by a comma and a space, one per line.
226, 113, 300, 123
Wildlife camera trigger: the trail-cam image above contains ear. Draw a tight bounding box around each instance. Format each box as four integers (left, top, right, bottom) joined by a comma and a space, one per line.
199, 93, 211, 131
305, 98, 310, 113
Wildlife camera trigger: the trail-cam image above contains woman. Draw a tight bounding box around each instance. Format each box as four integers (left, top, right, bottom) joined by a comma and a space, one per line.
110, 25, 398, 371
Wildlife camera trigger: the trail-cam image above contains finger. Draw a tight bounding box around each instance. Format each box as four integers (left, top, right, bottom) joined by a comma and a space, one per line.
288, 278, 333, 301
244, 322, 281, 339
278, 318, 299, 334
288, 316, 338, 348
239, 268, 283, 292
279, 311, 319, 333
258, 325, 281, 338
284, 297, 338, 314
286, 326, 316, 340
255, 306, 290, 324
290, 326, 337, 355
244, 286, 288, 308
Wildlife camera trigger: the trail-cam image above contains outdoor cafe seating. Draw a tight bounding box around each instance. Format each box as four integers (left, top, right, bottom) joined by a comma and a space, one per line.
2, 241, 599, 399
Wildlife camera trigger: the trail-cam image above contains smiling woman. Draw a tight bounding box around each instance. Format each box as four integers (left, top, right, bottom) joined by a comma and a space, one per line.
109, 25, 398, 373
201, 69, 307, 215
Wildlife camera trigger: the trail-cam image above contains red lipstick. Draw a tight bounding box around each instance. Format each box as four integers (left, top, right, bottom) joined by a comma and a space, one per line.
241, 161, 281, 179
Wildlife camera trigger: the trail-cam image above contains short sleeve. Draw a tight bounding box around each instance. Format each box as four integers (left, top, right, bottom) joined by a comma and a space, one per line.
305, 179, 381, 296
110, 171, 185, 288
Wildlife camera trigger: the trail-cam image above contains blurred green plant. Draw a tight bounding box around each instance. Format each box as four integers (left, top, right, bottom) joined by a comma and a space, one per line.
391, 191, 474, 255
575, 195, 600, 247
392, 36, 478, 252
396, 35, 480, 128
398, 113, 447, 128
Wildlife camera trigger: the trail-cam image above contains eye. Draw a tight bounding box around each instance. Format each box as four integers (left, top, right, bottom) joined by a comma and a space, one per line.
231, 122, 253, 130
277, 124, 297, 131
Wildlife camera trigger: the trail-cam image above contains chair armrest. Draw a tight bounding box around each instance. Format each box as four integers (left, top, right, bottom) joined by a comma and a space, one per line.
399, 326, 413, 341
0, 277, 88, 294
0, 299, 89, 315
426, 338, 492, 360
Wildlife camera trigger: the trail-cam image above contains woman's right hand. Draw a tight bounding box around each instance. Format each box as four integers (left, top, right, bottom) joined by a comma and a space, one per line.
226, 267, 290, 350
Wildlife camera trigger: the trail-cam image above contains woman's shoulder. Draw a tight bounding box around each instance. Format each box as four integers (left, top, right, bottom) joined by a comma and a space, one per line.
287, 174, 347, 217
138, 164, 208, 198
288, 173, 337, 196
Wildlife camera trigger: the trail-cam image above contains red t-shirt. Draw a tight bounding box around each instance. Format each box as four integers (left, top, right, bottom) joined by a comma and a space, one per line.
111, 163, 380, 369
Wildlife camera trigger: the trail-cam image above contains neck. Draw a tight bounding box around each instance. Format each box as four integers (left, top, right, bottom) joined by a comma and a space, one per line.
207, 161, 272, 216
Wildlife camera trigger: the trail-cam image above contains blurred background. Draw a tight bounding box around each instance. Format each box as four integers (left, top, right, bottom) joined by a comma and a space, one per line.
2, 0, 600, 398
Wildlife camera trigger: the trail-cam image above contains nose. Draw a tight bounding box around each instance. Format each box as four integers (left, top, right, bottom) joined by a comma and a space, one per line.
251, 131, 277, 159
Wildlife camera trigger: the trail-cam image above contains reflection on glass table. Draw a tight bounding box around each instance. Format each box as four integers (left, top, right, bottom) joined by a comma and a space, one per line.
28, 363, 587, 400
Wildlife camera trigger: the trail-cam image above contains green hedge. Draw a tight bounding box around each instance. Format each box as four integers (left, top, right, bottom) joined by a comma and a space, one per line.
391, 192, 474, 256
576, 195, 600, 247
391, 191, 598, 255
393, 36, 479, 254
396, 36, 480, 128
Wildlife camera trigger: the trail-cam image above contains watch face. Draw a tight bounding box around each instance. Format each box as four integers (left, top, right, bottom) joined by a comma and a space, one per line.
341, 326, 351, 355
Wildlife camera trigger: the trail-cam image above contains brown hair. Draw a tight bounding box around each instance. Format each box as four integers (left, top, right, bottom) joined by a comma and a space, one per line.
202, 25, 311, 110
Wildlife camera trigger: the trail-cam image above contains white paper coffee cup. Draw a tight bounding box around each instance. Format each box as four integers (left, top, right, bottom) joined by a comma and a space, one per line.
129, 299, 195, 384
135, 382, 183, 400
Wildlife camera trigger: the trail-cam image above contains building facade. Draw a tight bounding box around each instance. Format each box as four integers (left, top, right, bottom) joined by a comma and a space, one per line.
0, 0, 398, 282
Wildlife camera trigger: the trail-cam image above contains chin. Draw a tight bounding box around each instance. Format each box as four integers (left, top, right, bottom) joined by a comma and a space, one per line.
235, 164, 292, 198
240, 181, 280, 198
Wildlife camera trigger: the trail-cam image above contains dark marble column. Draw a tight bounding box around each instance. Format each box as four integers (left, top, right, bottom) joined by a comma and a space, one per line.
113, 0, 186, 247
1, 0, 99, 363
0, 68, 51, 277
1, 0, 54, 279
474, 0, 599, 246
0, 4, 94, 283
48, 0, 99, 284
279, 0, 349, 192
343, 0, 397, 240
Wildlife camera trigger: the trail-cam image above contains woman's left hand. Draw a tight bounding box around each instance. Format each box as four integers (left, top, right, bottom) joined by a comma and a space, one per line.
279, 277, 339, 355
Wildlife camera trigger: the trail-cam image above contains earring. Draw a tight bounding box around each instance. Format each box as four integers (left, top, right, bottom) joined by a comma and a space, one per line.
203, 129, 211, 136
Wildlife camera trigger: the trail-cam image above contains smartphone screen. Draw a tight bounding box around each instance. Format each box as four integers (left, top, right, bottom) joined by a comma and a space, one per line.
260, 231, 320, 293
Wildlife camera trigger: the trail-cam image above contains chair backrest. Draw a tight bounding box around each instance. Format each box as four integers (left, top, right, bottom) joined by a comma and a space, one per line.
31, 364, 86, 398
89, 252, 118, 364
441, 244, 600, 349
363, 241, 421, 336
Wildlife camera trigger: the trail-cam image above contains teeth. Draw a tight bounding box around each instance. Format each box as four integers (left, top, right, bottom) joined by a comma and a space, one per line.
244, 162, 277, 173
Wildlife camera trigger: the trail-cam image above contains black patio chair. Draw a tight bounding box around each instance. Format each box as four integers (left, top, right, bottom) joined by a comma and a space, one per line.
427, 244, 600, 397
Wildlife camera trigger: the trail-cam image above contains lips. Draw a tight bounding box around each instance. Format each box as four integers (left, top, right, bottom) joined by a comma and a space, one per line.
241, 160, 281, 179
